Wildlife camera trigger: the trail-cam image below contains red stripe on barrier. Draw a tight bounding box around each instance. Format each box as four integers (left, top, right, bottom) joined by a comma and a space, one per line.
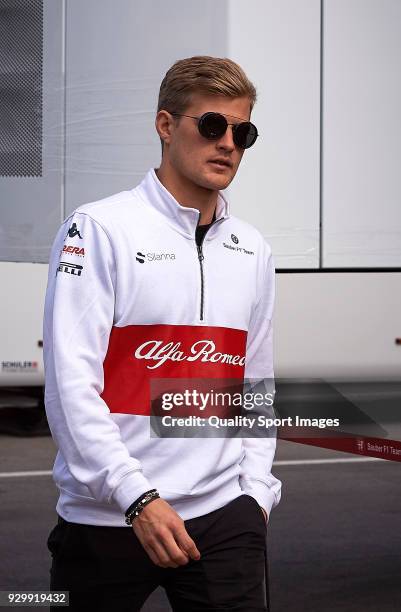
279, 427, 401, 462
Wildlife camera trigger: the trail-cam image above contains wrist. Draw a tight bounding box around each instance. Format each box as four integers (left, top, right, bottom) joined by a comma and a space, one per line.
125, 489, 160, 526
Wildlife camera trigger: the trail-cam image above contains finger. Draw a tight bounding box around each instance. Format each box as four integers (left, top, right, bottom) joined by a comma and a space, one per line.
173, 525, 201, 560
143, 542, 163, 567
132, 529, 176, 568
160, 530, 191, 566
148, 538, 181, 568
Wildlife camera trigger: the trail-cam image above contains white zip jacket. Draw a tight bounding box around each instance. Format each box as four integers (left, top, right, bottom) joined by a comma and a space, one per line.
43, 168, 282, 526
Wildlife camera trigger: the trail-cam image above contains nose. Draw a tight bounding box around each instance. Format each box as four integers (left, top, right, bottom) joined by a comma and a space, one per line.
216, 125, 235, 152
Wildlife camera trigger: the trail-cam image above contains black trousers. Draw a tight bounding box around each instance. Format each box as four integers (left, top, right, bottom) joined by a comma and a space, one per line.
47, 493, 269, 611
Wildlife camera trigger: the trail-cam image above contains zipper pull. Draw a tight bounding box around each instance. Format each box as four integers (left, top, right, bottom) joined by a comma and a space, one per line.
197, 245, 204, 261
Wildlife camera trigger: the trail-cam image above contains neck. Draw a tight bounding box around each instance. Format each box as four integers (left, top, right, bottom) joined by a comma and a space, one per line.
155, 161, 217, 225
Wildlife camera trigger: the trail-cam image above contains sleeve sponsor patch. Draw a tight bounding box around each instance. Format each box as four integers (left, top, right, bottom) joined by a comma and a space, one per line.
57, 261, 84, 276
61, 244, 85, 257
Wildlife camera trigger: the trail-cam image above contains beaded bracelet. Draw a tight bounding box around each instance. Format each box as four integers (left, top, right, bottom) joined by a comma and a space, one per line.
125, 489, 160, 526
125, 489, 157, 517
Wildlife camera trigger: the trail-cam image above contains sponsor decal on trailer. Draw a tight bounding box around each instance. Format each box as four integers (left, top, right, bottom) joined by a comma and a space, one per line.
1, 361, 38, 373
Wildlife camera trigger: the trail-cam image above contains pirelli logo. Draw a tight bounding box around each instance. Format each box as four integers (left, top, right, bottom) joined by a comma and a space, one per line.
57, 261, 83, 276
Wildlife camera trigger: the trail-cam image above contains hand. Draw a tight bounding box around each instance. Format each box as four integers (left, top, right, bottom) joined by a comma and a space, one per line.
131, 497, 201, 568
260, 506, 268, 523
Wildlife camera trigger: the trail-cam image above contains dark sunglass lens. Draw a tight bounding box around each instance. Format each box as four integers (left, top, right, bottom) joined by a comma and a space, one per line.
233, 122, 258, 149
199, 113, 227, 139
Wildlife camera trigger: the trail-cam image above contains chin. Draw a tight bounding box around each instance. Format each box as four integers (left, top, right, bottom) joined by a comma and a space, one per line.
199, 174, 233, 191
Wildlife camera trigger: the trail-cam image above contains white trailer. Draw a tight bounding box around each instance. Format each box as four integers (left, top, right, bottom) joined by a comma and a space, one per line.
1, 0, 400, 396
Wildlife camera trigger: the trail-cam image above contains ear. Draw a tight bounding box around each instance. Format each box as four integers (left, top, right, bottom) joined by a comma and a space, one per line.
155, 110, 175, 147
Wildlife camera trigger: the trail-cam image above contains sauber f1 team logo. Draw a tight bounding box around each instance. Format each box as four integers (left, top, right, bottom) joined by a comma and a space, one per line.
134, 339, 245, 370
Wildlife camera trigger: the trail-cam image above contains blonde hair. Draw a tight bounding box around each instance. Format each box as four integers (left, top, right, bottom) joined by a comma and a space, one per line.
157, 56, 257, 150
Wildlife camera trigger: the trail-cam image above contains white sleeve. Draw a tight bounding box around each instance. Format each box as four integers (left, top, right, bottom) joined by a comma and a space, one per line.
239, 244, 282, 519
43, 211, 153, 514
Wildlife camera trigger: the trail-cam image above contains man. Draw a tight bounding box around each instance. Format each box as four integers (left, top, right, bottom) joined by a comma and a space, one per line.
44, 55, 281, 611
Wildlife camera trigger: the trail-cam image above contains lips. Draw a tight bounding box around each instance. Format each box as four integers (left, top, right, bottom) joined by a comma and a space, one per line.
208, 159, 232, 168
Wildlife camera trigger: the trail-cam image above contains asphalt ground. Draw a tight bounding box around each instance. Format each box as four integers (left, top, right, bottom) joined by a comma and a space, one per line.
0, 397, 400, 611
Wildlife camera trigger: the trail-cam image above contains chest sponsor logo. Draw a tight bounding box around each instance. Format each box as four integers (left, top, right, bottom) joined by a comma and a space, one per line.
135, 339, 245, 370
136, 251, 176, 263
101, 324, 247, 415
57, 261, 83, 276
62, 244, 85, 257
223, 241, 254, 256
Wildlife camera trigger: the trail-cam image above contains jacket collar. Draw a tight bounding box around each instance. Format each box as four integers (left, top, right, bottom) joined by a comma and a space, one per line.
135, 168, 230, 238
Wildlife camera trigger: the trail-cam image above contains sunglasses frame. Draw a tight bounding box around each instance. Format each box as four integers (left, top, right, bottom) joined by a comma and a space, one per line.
169, 111, 258, 149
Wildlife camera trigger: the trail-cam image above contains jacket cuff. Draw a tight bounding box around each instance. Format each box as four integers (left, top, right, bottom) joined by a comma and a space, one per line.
111, 470, 154, 514
242, 480, 278, 521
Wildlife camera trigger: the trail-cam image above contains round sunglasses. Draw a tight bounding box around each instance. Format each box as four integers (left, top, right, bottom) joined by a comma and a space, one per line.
170, 111, 258, 149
